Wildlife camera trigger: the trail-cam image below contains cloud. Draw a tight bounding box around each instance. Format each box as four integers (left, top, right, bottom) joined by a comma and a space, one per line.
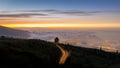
0, 13, 48, 18
21, 9, 100, 16
0, 19, 15, 20
22, 9, 59, 13
105, 10, 120, 13
1, 9, 119, 19
0, 10, 97, 18
55, 10, 101, 16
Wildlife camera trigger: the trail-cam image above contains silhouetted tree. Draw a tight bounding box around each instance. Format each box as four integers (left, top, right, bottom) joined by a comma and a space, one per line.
0, 36, 5, 38
54, 37, 59, 43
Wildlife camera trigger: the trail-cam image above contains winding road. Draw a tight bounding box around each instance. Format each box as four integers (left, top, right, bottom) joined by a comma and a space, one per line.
55, 43, 70, 64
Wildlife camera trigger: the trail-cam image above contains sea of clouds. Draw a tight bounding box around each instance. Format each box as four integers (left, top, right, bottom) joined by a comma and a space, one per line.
27, 28, 120, 52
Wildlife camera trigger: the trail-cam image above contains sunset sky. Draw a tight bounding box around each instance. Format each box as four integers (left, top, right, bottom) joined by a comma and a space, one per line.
0, 0, 120, 28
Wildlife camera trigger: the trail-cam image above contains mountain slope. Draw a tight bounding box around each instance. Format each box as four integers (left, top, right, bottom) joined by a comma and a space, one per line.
0, 26, 30, 38
0, 37, 120, 68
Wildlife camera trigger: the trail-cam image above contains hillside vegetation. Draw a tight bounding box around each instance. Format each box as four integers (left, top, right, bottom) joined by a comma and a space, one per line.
0, 37, 120, 68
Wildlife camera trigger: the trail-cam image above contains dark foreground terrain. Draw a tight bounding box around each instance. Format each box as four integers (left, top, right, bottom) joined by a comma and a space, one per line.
0, 37, 120, 68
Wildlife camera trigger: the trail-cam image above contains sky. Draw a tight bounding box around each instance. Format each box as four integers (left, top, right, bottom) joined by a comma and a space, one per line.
0, 0, 120, 28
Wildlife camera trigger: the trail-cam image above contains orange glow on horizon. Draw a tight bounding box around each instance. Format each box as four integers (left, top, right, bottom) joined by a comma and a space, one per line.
1, 24, 120, 28
99, 45, 117, 52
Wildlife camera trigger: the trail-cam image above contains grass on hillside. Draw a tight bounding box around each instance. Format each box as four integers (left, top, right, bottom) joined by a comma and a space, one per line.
0, 36, 120, 68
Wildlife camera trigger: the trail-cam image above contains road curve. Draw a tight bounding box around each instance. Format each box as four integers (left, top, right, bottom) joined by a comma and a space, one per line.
55, 43, 70, 64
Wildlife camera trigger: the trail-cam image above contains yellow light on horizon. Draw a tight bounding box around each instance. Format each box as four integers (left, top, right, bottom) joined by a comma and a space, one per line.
1, 24, 120, 28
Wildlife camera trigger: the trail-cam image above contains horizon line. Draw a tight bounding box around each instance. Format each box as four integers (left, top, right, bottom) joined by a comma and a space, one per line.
1, 24, 120, 29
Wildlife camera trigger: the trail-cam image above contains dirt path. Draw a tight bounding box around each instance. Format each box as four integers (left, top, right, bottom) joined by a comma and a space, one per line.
56, 43, 70, 64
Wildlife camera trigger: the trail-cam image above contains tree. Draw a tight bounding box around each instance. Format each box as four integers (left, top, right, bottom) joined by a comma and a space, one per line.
54, 37, 59, 43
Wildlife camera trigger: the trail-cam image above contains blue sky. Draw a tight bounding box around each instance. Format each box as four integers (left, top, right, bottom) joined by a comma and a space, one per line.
0, 0, 120, 11
0, 0, 120, 28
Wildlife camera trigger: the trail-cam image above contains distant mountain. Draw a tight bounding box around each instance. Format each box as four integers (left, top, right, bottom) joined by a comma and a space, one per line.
0, 26, 30, 38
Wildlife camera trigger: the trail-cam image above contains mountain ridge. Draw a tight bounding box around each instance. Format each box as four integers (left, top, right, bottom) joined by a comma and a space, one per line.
0, 26, 30, 38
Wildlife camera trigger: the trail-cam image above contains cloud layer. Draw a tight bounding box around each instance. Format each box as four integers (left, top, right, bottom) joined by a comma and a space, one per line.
0, 13, 48, 18
0, 9, 119, 20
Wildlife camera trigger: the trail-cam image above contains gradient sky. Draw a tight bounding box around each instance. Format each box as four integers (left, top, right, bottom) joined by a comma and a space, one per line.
0, 0, 120, 28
